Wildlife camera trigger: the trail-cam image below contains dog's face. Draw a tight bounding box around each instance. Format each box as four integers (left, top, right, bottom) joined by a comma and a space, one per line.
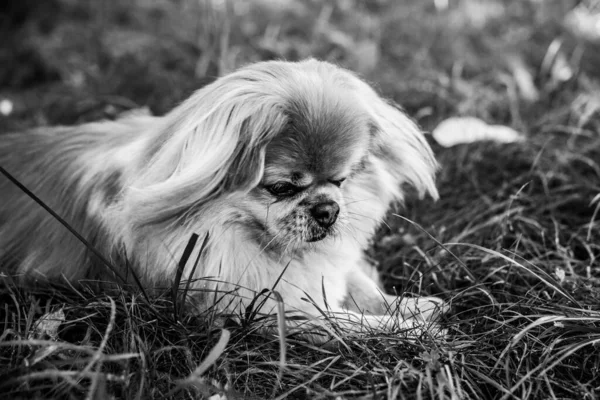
127, 60, 438, 257
248, 95, 373, 251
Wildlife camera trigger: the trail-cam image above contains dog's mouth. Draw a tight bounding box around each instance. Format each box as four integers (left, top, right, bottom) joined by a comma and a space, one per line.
306, 231, 327, 242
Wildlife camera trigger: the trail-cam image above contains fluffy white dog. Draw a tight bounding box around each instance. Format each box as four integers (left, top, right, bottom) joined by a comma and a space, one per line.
0, 59, 446, 336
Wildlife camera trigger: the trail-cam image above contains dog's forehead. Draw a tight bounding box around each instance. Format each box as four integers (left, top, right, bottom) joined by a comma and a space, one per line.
265, 91, 370, 178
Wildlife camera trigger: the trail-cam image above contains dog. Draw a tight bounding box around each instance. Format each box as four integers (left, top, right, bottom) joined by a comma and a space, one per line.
0, 59, 446, 337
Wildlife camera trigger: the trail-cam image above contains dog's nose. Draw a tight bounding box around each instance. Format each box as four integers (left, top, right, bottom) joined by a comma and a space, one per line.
310, 201, 340, 228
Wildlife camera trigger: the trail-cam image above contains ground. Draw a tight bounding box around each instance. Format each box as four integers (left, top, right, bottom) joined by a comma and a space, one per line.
1, 0, 600, 399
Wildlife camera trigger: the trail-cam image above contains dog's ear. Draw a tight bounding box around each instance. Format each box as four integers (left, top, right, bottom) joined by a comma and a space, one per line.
349, 76, 439, 201
125, 73, 288, 227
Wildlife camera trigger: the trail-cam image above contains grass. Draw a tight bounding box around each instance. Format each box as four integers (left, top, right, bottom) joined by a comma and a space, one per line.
1, 0, 600, 398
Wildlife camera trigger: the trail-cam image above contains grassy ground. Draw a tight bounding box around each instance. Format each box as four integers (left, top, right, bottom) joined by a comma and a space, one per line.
1, 0, 600, 398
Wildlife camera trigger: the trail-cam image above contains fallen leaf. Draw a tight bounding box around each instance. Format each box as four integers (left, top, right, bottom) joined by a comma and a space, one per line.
29, 308, 65, 340
25, 308, 66, 366
432, 117, 525, 147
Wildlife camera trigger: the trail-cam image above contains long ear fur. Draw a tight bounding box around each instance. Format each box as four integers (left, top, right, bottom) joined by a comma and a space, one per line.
343, 72, 439, 200
122, 68, 290, 228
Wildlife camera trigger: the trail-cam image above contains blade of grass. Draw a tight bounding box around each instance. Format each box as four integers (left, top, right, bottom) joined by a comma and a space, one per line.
172, 233, 199, 320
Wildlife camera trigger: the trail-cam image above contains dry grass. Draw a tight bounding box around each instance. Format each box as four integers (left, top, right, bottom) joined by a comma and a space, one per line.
1, 0, 600, 398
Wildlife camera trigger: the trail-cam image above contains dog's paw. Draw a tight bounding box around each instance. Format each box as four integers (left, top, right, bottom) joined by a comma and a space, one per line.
396, 296, 448, 322
399, 317, 447, 339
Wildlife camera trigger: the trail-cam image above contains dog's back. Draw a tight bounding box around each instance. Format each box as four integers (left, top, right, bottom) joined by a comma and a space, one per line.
0, 116, 154, 282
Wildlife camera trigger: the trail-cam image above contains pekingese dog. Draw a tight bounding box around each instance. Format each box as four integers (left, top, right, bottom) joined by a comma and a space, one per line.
0, 59, 446, 337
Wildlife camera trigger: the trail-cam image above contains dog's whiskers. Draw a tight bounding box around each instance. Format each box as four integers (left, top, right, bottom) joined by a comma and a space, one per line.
345, 211, 391, 230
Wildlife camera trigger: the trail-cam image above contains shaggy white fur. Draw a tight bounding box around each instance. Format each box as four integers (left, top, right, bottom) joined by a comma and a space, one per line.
0, 59, 446, 336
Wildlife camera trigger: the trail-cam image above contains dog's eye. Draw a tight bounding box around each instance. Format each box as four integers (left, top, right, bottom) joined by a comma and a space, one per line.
329, 178, 346, 187
266, 182, 301, 197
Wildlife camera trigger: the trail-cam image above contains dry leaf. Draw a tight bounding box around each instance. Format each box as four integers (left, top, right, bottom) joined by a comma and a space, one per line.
29, 308, 65, 340
432, 117, 525, 147
25, 308, 66, 366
